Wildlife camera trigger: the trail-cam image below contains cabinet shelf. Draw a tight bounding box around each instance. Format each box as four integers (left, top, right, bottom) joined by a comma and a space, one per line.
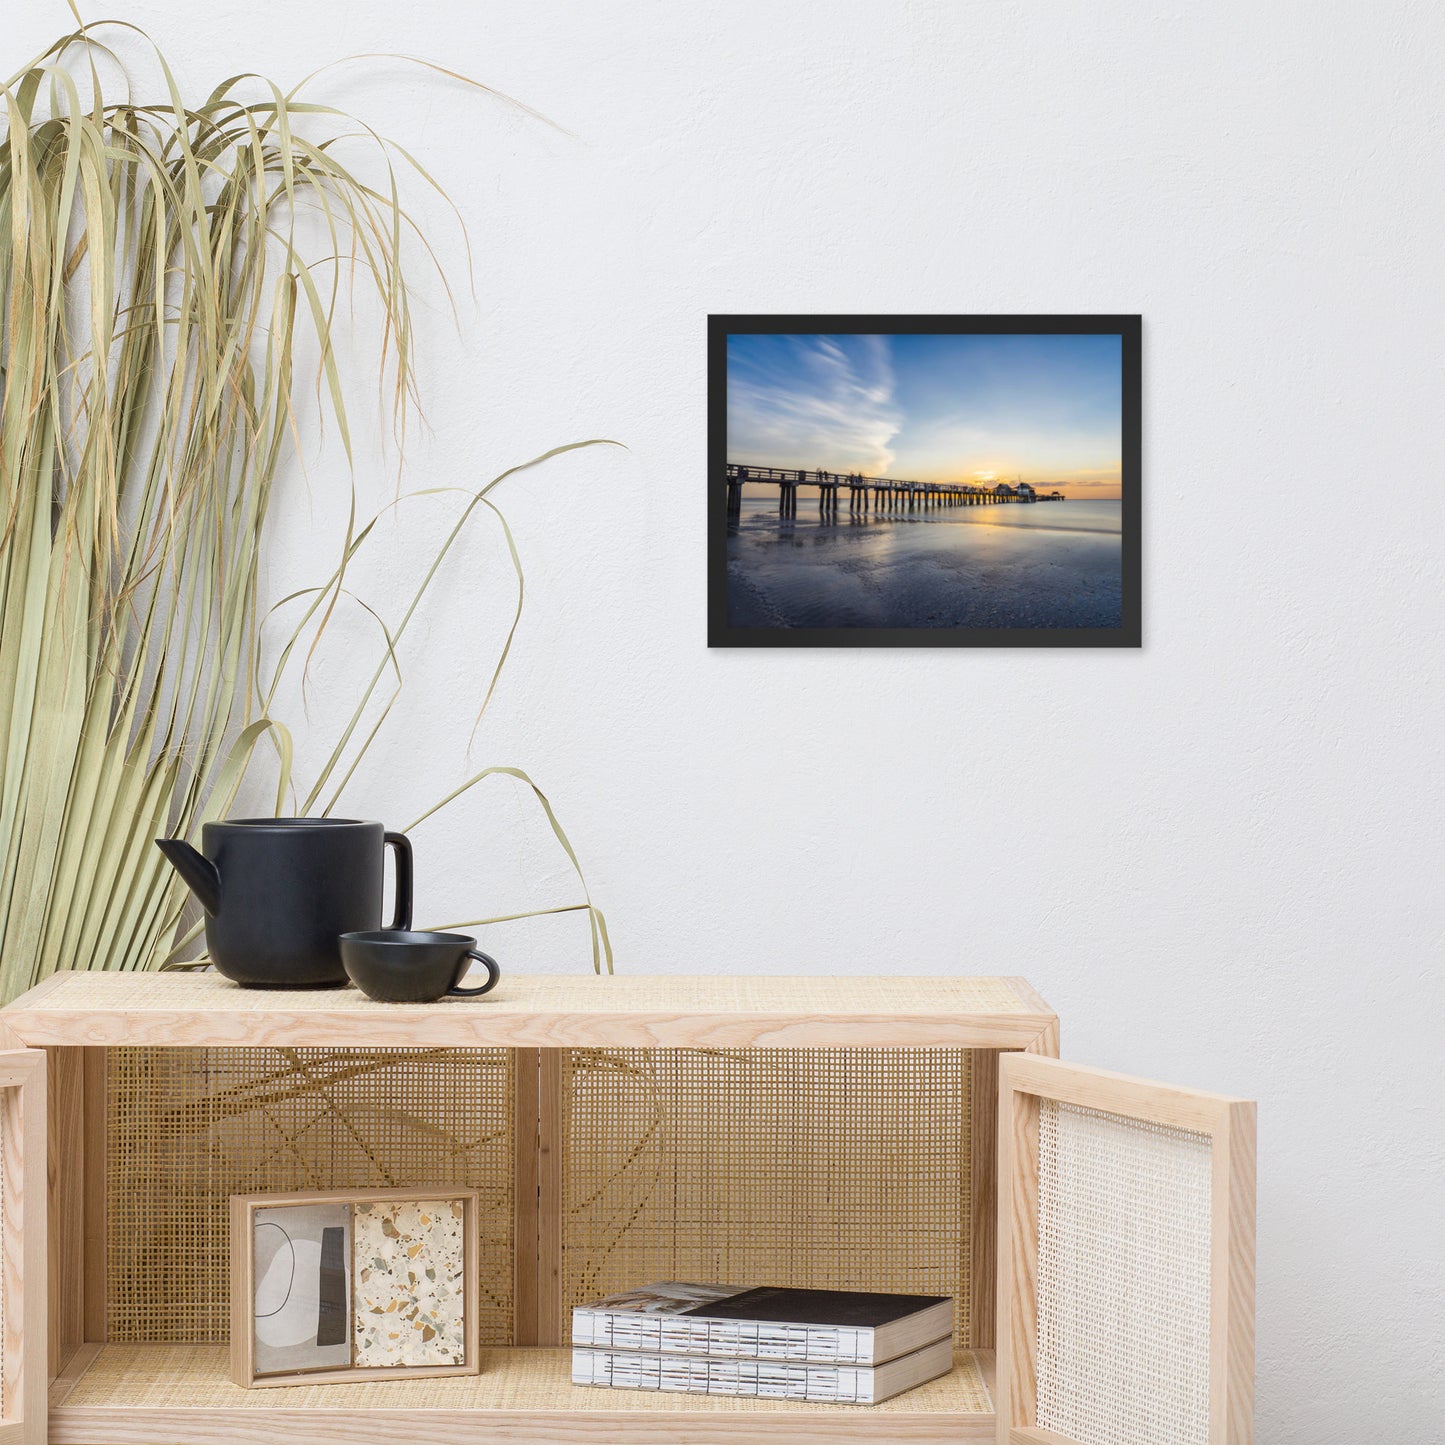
3, 970, 1056, 1049
49, 1345, 997, 1444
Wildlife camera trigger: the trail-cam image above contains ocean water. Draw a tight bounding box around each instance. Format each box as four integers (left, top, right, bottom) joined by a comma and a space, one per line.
726, 496, 1123, 630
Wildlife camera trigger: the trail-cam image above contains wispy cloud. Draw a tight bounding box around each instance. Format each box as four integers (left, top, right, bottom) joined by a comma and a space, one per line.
727, 335, 900, 474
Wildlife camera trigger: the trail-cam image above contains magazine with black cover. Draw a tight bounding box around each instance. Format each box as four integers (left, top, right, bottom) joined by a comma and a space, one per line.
572, 1335, 954, 1404
571, 1282, 954, 1366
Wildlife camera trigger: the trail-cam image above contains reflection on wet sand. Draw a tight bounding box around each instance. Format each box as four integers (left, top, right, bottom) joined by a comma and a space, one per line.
726, 499, 1123, 630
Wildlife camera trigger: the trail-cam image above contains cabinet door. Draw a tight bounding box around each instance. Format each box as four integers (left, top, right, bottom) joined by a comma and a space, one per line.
0, 1050, 45, 1445
997, 1054, 1254, 1445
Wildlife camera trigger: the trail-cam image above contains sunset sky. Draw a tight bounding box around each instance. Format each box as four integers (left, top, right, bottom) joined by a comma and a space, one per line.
726, 332, 1123, 497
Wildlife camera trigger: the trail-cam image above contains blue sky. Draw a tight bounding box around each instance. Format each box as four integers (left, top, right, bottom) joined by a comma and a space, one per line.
726, 332, 1123, 494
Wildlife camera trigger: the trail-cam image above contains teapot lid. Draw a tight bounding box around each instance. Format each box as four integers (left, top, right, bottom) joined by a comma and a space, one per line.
211, 817, 380, 829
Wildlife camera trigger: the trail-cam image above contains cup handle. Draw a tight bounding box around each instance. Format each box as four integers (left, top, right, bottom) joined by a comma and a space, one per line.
449, 950, 501, 997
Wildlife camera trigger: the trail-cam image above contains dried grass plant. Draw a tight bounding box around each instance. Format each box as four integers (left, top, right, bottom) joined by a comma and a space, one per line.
0, 15, 612, 1002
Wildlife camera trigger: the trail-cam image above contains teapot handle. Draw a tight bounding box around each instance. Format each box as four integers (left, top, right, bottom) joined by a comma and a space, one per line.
384, 831, 413, 931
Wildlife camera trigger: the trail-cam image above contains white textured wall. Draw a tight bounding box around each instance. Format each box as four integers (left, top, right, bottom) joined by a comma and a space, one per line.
14, 1, 1444, 1437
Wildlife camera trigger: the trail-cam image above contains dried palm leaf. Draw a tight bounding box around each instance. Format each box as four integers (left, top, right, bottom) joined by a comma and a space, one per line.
0, 20, 611, 1001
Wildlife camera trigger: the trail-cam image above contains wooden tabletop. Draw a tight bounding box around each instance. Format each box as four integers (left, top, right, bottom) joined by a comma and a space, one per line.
2, 971, 1056, 1050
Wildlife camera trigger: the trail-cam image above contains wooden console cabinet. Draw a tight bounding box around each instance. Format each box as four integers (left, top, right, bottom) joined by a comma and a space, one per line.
0, 971, 1251, 1444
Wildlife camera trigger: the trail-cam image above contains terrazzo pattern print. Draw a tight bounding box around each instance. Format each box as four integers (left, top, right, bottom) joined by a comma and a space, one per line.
352, 1199, 468, 1367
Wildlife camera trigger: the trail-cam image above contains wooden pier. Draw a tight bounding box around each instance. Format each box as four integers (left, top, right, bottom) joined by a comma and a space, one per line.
725, 464, 1066, 521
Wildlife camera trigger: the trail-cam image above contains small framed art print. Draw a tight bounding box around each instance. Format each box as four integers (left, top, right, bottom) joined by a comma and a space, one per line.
230, 1187, 480, 1387
708, 314, 1141, 648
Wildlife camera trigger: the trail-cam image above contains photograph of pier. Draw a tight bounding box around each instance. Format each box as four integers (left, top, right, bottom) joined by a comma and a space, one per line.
708, 315, 1140, 648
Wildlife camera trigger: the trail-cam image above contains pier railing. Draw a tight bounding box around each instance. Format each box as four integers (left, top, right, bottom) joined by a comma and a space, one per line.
724, 464, 1065, 520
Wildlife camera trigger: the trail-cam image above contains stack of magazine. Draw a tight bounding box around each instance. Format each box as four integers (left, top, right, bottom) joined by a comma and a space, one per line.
571, 1282, 954, 1405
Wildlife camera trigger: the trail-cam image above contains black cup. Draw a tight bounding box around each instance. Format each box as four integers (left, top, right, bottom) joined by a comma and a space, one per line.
338, 930, 501, 1003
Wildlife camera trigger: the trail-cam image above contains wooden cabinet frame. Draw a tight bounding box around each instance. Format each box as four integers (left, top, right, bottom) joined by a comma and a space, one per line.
0, 1049, 46, 1445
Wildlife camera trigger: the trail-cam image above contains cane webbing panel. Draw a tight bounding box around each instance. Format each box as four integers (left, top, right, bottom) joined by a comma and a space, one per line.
1036, 1100, 1212, 1445
58, 1344, 993, 1414
106, 1048, 513, 1344
561, 1048, 973, 1345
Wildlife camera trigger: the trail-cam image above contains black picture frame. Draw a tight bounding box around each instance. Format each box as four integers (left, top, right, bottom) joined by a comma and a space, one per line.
708, 314, 1141, 648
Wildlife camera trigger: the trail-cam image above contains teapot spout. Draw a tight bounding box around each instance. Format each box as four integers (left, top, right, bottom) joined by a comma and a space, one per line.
155, 838, 221, 915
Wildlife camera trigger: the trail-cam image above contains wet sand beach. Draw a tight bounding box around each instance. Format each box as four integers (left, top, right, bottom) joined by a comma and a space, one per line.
726, 498, 1123, 630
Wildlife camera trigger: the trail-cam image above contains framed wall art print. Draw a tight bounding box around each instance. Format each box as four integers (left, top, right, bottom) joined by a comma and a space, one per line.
230, 1187, 481, 1387
708, 314, 1141, 648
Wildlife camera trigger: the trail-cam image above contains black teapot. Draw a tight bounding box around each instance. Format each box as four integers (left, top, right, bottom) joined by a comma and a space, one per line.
156, 818, 412, 988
